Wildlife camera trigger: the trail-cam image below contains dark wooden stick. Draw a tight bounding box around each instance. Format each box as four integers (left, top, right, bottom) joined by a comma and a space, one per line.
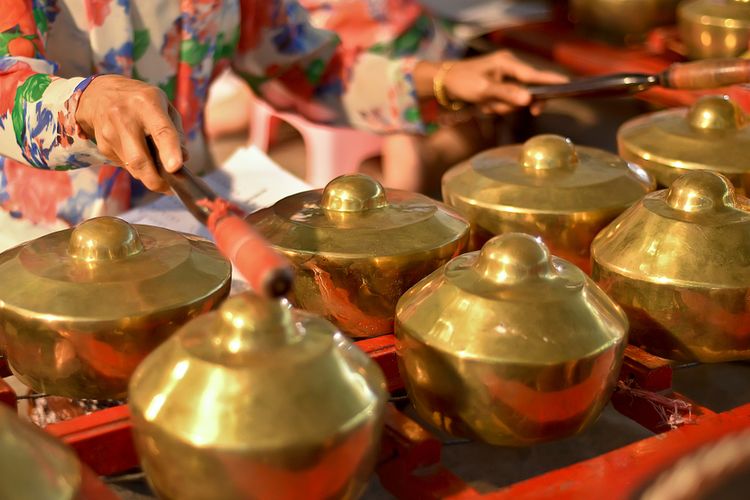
146, 138, 293, 298
529, 58, 750, 100
528, 73, 653, 100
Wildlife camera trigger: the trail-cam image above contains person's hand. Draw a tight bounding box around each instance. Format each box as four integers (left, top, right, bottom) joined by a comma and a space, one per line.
75, 75, 187, 192
417, 51, 569, 116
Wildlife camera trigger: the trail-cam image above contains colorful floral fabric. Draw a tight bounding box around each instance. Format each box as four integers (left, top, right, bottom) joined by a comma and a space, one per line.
300, 0, 462, 132
300, 0, 460, 61
0, 0, 435, 226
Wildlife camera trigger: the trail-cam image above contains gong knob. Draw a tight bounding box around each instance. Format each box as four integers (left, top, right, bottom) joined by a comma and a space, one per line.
474, 233, 555, 285
687, 95, 746, 131
67, 217, 144, 261
321, 174, 388, 212
666, 170, 736, 213
520, 134, 579, 171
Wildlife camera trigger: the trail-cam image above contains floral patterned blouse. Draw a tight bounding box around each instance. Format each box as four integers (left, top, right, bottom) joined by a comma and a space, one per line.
0, 0, 446, 226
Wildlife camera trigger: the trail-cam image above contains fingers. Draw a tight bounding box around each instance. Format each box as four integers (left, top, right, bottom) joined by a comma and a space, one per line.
167, 103, 190, 160
534, 69, 569, 85
472, 51, 565, 116
480, 81, 532, 108
530, 102, 546, 116
80, 76, 187, 193
118, 126, 170, 193
489, 51, 569, 85
511, 65, 569, 85
478, 101, 515, 115
142, 96, 184, 173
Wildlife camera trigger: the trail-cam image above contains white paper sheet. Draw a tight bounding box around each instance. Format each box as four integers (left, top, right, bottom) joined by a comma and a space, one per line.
120, 145, 310, 237
0, 214, 67, 253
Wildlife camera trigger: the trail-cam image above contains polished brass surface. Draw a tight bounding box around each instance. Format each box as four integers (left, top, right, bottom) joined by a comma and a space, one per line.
246, 174, 469, 338
570, 0, 681, 43
441, 134, 654, 273
395, 233, 628, 446
592, 170, 750, 362
618, 95, 750, 193
679, 0, 750, 59
130, 292, 387, 500
0, 216, 231, 399
0, 404, 81, 500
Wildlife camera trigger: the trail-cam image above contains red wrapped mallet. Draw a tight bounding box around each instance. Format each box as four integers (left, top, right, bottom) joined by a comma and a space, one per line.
147, 138, 293, 298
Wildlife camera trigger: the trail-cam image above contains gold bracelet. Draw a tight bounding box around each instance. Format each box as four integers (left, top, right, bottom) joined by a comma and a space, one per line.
433, 61, 465, 111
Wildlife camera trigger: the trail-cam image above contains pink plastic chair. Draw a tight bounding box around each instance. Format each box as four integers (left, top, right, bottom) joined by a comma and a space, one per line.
249, 96, 384, 187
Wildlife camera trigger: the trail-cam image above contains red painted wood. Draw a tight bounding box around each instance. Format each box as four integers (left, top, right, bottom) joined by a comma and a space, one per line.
0, 377, 16, 409
32, 341, 750, 500
380, 404, 442, 469
612, 388, 716, 434
0, 357, 11, 378
378, 405, 477, 500
619, 345, 673, 392
45, 405, 138, 477
483, 403, 750, 500
356, 334, 402, 391
378, 461, 479, 500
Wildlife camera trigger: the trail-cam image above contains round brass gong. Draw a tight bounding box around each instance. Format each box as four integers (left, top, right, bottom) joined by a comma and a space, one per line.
618, 95, 750, 194
570, 0, 681, 44
442, 134, 654, 273
246, 174, 469, 338
0, 404, 118, 499
0, 404, 81, 499
129, 292, 387, 500
396, 233, 629, 445
679, 0, 750, 60
0, 216, 231, 399
592, 170, 750, 362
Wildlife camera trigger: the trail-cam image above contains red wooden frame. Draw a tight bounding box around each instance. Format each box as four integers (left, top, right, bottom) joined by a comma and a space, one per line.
5, 23, 750, 494
4, 335, 750, 499
375, 344, 750, 499
0, 334, 403, 477
0, 377, 16, 408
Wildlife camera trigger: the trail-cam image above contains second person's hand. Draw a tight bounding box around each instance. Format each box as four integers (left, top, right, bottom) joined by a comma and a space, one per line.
415, 50, 569, 116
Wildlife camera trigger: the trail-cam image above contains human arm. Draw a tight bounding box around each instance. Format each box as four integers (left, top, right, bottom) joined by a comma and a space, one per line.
0, 2, 103, 170
232, 0, 566, 134
412, 51, 568, 116
0, 2, 183, 192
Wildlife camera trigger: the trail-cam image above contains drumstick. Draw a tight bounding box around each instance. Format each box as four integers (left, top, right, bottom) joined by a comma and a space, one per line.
146, 138, 293, 298
528, 58, 750, 100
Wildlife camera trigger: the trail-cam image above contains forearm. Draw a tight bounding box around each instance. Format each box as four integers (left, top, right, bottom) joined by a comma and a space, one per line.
234, 0, 438, 135
0, 63, 104, 169
0, 2, 103, 169
412, 60, 441, 99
